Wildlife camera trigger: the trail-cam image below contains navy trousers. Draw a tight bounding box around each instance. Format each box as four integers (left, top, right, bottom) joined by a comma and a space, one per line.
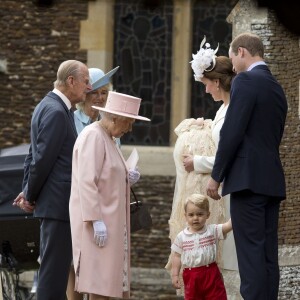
37, 218, 72, 300
231, 190, 281, 300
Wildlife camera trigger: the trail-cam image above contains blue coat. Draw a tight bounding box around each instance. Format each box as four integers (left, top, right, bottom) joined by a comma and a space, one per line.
211, 65, 287, 199
23, 91, 77, 221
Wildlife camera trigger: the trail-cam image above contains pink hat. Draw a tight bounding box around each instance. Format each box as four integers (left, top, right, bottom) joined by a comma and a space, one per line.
92, 91, 150, 121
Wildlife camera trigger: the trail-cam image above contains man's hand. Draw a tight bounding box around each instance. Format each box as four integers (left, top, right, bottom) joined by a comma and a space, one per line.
182, 154, 194, 172
206, 177, 221, 200
13, 192, 35, 213
92, 220, 107, 247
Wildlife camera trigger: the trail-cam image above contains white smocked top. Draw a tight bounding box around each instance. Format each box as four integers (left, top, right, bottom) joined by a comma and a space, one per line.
171, 224, 224, 268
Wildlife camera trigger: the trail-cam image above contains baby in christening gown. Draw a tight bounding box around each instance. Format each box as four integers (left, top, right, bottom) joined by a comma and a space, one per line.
166, 117, 226, 296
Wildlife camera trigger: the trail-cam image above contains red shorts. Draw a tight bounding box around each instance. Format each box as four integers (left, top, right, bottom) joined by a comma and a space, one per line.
183, 262, 227, 300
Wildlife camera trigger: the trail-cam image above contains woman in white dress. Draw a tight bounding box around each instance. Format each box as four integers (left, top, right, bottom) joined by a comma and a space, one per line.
184, 55, 237, 269
167, 37, 240, 298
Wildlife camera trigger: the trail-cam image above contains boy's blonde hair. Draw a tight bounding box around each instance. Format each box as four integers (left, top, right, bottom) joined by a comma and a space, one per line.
184, 194, 209, 212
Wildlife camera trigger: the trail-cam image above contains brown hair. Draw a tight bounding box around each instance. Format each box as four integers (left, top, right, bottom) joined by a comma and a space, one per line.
184, 194, 209, 213
203, 56, 235, 92
230, 32, 264, 58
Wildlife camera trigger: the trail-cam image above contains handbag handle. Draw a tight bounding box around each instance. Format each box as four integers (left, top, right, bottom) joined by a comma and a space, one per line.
130, 187, 141, 207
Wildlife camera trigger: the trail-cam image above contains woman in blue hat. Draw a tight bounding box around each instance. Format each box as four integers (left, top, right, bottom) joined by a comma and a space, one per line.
74, 66, 119, 135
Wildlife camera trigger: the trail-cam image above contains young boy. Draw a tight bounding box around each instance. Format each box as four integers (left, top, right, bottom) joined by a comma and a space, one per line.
171, 193, 232, 300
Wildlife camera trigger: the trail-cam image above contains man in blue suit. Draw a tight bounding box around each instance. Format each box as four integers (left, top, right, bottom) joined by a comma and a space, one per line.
206, 33, 287, 300
14, 60, 92, 300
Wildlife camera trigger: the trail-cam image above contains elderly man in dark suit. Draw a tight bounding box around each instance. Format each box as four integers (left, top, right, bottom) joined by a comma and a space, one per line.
13, 60, 92, 300
206, 33, 287, 300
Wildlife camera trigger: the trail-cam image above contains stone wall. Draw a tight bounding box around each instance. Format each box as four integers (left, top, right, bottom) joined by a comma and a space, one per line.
131, 176, 176, 268
0, 0, 88, 148
263, 14, 300, 245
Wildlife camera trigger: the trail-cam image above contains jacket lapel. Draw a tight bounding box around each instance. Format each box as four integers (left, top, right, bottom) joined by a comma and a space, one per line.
47, 91, 78, 137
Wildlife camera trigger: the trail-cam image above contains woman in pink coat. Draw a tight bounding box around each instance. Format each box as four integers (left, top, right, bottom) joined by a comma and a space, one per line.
69, 91, 150, 300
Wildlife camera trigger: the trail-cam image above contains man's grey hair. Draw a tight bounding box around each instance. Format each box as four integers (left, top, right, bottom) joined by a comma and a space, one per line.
53, 60, 84, 88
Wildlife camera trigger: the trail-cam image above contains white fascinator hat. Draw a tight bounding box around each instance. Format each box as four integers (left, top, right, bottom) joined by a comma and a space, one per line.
190, 36, 219, 81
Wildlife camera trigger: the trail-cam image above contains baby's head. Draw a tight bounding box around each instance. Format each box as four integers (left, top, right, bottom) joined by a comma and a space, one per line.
184, 194, 210, 213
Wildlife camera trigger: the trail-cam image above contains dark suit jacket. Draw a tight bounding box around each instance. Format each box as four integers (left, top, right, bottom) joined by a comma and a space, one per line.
211, 65, 287, 199
23, 91, 77, 221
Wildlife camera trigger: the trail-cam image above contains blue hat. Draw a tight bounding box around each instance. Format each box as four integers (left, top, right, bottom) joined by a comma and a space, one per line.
89, 66, 119, 91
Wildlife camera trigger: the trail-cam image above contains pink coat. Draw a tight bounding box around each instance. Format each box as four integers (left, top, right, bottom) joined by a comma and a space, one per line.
69, 122, 130, 298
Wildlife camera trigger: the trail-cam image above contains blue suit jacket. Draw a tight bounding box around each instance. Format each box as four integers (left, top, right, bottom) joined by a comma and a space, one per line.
211, 65, 287, 199
23, 91, 77, 221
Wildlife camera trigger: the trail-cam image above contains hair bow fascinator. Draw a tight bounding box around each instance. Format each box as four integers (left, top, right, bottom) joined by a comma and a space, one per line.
190, 36, 219, 81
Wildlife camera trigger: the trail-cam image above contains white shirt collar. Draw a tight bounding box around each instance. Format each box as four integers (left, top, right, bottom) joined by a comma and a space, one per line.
183, 225, 207, 235
247, 61, 267, 71
52, 88, 72, 110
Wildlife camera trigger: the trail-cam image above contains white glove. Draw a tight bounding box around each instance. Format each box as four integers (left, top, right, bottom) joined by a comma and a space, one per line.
92, 220, 107, 247
128, 168, 140, 186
